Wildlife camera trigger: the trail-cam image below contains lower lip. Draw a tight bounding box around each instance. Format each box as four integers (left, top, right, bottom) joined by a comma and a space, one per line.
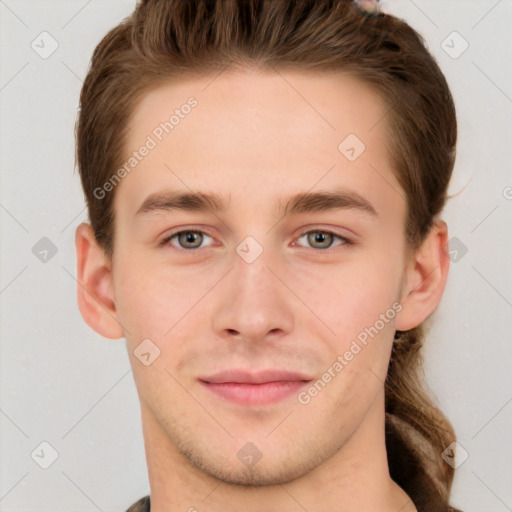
200, 380, 310, 406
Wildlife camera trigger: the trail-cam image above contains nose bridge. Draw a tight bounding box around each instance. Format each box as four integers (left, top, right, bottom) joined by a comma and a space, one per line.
211, 237, 294, 340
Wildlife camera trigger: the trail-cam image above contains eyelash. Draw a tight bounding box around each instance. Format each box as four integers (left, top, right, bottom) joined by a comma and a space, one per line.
159, 228, 353, 253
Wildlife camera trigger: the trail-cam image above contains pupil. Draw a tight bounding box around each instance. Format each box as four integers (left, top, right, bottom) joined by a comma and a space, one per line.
182, 232, 200, 247
310, 231, 331, 248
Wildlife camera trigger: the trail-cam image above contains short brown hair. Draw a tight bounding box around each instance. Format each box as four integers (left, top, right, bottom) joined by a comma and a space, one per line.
75, 1, 460, 509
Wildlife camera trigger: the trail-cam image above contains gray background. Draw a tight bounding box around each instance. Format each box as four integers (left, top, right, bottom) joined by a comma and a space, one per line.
1, 1, 511, 511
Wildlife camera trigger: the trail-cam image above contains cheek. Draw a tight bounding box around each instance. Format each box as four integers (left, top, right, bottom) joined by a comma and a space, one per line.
291, 248, 402, 338
113, 264, 174, 340
112, 257, 218, 347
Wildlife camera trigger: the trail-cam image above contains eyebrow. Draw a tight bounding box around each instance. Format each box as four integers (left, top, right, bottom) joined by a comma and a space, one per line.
135, 188, 378, 218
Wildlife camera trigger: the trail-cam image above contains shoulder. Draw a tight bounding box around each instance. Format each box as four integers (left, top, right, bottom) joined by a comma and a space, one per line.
125, 495, 150, 512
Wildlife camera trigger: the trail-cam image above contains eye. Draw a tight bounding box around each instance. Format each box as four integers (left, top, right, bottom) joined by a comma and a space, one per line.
160, 228, 352, 252
160, 230, 214, 250
295, 229, 352, 250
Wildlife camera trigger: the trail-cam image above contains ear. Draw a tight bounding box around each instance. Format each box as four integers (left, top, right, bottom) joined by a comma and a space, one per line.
395, 219, 450, 331
75, 222, 125, 340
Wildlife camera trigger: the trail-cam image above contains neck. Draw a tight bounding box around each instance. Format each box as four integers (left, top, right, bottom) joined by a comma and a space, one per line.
139, 390, 417, 512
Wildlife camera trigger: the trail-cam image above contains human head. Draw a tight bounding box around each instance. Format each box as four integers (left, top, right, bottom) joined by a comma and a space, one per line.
74, 0, 458, 508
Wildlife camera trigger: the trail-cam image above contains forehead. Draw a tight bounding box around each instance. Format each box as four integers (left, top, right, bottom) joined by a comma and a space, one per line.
114, 68, 403, 220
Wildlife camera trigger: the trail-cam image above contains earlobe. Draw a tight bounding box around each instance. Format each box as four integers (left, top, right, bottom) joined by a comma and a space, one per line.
395, 219, 450, 331
75, 222, 125, 340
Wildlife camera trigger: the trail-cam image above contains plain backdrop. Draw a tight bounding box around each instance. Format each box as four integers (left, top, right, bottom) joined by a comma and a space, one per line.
1, 1, 511, 511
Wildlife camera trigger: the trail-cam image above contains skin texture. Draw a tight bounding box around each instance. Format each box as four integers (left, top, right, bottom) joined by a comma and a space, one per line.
75, 69, 449, 512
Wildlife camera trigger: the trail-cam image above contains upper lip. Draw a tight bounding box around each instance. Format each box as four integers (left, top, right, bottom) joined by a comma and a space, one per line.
200, 369, 313, 384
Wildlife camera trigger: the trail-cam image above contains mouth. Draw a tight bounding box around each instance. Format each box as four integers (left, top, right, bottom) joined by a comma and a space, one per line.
199, 369, 313, 406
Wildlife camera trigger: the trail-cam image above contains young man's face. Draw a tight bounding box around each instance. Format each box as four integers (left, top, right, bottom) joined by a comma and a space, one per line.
97, 69, 423, 485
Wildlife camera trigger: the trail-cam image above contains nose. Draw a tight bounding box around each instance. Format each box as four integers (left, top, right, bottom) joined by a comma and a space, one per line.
211, 247, 294, 343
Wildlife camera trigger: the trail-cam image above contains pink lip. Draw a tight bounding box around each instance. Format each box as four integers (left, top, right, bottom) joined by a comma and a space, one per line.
200, 381, 310, 405
199, 369, 312, 406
